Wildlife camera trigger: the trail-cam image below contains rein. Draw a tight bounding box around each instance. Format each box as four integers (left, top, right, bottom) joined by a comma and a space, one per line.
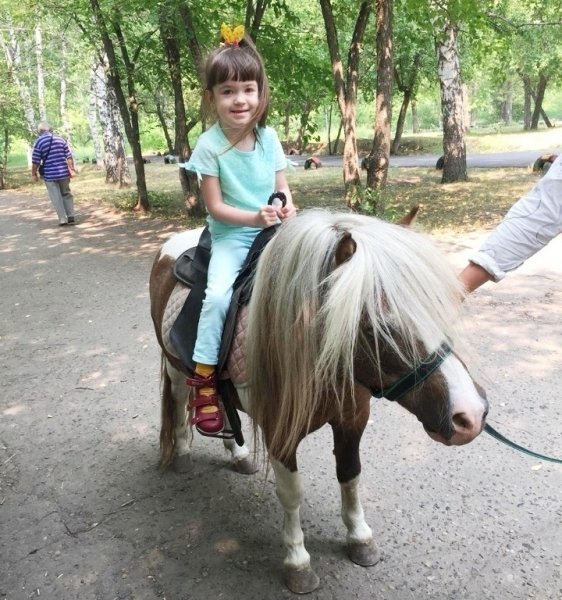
484, 424, 562, 464
358, 342, 562, 464
367, 342, 453, 402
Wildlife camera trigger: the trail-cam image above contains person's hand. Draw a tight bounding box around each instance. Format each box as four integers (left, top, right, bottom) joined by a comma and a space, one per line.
68, 168, 76, 178
254, 205, 279, 228
278, 203, 296, 220
32, 173, 39, 183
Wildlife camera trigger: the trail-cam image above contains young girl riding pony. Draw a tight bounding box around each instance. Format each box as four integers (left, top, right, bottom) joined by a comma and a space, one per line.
183, 24, 296, 437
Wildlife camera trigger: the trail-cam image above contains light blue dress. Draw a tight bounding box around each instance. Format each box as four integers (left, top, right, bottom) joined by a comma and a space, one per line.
184, 123, 287, 364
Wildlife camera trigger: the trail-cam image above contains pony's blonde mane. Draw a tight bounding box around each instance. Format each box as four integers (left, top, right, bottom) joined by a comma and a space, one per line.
246, 209, 464, 460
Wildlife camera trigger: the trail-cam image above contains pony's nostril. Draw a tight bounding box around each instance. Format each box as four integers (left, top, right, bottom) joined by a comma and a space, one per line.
452, 412, 472, 431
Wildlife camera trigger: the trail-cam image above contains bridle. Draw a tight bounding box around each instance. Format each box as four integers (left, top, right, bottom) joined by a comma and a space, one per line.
358, 341, 453, 402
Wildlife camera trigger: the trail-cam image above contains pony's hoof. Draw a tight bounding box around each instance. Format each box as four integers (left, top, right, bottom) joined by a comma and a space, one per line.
284, 567, 320, 594
233, 456, 259, 475
172, 454, 193, 473
347, 540, 380, 567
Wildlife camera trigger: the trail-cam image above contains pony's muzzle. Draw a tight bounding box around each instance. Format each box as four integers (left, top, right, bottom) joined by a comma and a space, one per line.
426, 403, 489, 446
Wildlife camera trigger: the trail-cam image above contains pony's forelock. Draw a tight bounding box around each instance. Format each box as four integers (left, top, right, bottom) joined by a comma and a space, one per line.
246, 209, 464, 461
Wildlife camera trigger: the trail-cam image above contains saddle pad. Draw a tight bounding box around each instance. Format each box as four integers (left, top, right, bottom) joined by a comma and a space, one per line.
162, 281, 249, 386
226, 305, 249, 386
162, 282, 190, 359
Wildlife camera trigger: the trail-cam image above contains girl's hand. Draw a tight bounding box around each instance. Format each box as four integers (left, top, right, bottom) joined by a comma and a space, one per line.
278, 203, 296, 220
254, 205, 279, 228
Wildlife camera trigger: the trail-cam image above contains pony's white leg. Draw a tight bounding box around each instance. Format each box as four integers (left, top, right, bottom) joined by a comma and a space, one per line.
340, 476, 372, 544
222, 436, 258, 475
271, 459, 319, 594
166, 360, 191, 457
332, 422, 380, 567
340, 477, 378, 565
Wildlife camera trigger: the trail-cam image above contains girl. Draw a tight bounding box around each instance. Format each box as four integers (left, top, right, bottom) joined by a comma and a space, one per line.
183, 25, 296, 436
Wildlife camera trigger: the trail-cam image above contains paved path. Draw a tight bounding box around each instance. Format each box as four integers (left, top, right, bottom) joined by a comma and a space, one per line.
286, 148, 562, 169
1, 190, 560, 600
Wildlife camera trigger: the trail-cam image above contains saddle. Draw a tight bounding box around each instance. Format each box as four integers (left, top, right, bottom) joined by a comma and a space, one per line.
169, 225, 279, 445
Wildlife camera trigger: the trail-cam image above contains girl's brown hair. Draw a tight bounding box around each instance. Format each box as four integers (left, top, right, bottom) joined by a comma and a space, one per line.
203, 34, 270, 134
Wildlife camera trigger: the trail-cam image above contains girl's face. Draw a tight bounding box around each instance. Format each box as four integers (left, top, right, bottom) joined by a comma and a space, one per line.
210, 79, 260, 134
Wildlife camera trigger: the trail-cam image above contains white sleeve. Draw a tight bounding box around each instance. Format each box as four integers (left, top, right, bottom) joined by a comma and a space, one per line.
469, 155, 562, 281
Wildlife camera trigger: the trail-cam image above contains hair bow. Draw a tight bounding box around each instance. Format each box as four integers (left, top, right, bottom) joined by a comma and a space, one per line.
220, 23, 245, 46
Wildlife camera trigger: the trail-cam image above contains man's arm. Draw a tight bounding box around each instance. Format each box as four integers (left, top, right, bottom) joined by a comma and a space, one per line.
459, 155, 562, 293
459, 263, 492, 293
67, 156, 76, 178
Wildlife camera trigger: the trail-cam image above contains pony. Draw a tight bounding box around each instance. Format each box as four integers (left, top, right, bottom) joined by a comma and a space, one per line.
149, 209, 488, 594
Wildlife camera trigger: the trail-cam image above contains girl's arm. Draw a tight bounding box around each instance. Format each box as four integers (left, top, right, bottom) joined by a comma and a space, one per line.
275, 170, 296, 220
201, 175, 279, 228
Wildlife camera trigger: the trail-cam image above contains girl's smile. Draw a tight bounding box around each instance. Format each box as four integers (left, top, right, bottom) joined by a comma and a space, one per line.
212, 80, 259, 135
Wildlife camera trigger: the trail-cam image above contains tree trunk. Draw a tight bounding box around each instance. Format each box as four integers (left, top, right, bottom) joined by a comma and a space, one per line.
320, 0, 371, 207
501, 80, 513, 125
530, 73, 549, 130
90, 0, 149, 210
530, 88, 553, 128
364, 0, 393, 211
35, 26, 47, 123
0, 126, 8, 189
295, 101, 312, 151
92, 60, 130, 186
327, 104, 333, 155
2, 28, 37, 139
411, 100, 419, 133
160, 10, 203, 216
436, 22, 467, 183
60, 37, 72, 146
245, 0, 269, 41
86, 70, 104, 164
522, 74, 532, 130
391, 53, 419, 156
334, 118, 343, 154
154, 90, 174, 154
462, 83, 470, 130
283, 104, 291, 148
391, 91, 410, 155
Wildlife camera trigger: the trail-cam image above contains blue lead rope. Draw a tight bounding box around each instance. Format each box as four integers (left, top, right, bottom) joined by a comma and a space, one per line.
484, 423, 562, 464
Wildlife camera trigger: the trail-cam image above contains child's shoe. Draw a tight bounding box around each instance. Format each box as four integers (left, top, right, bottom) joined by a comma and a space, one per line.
185, 371, 224, 436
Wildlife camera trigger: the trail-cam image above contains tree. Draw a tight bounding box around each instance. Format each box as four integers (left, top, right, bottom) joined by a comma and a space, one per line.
436, 18, 467, 183
159, 1, 203, 216
363, 0, 394, 207
320, 0, 372, 207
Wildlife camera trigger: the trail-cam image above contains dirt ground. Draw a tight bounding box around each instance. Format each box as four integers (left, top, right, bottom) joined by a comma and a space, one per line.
1, 189, 561, 600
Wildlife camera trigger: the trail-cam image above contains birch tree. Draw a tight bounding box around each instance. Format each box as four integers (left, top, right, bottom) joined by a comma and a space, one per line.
35, 25, 47, 122
1, 28, 36, 139
90, 60, 130, 186
436, 18, 466, 183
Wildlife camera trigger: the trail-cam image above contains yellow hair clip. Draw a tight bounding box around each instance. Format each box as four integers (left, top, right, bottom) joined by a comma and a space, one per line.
220, 23, 245, 47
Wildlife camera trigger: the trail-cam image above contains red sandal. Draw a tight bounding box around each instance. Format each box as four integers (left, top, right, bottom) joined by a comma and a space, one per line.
185, 372, 224, 436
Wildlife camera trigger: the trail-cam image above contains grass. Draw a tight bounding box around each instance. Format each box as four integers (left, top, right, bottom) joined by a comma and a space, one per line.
4, 126, 553, 234
287, 166, 534, 233
6, 160, 538, 235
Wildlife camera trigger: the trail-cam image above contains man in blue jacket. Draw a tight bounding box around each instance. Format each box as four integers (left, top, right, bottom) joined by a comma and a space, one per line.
31, 122, 76, 226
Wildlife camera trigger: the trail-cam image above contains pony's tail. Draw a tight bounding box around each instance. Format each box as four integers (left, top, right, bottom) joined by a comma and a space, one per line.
159, 354, 176, 467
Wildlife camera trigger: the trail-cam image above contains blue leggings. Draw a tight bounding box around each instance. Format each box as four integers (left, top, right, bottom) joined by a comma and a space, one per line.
192, 233, 255, 365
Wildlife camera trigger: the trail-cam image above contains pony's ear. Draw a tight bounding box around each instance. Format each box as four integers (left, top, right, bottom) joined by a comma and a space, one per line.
396, 205, 419, 227
334, 232, 357, 266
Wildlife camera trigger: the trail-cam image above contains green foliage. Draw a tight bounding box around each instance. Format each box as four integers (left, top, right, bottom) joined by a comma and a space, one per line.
2, 0, 562, 172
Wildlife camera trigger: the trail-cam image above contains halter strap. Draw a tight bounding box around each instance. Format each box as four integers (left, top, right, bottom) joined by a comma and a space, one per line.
367, 341, 452, 402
